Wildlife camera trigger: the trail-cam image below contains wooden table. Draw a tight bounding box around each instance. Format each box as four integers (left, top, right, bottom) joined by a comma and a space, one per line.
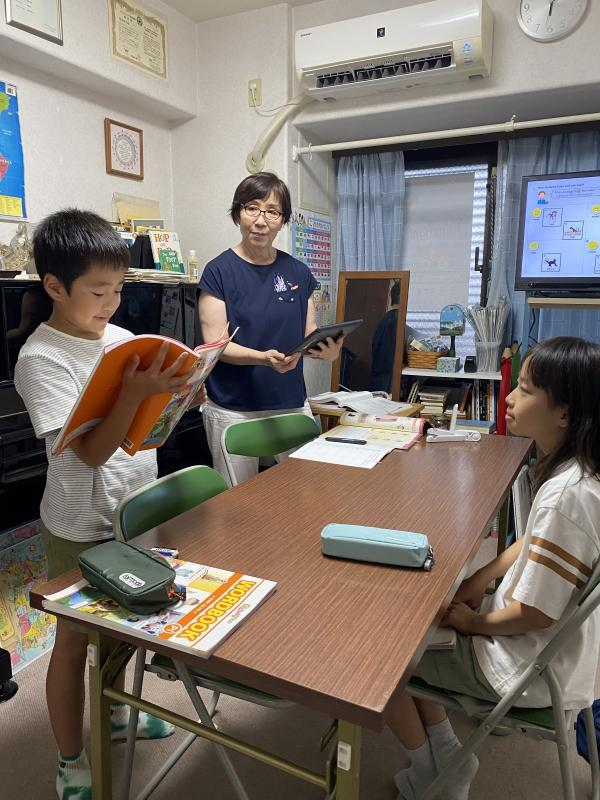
31, 434, 531, 799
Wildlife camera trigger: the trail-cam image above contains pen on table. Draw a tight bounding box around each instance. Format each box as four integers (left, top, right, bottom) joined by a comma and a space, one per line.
325, 437, 367, 445
338, 384, 352, 392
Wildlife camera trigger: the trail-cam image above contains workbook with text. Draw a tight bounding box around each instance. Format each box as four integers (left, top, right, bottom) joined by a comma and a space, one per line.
42, 556, 276, 659
51, 328, 236, 457
325, 411, 428, 450
309, 390, 411, 415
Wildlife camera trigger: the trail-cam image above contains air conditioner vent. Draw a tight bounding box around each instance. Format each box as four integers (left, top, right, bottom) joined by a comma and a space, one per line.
316, 52, 452, 88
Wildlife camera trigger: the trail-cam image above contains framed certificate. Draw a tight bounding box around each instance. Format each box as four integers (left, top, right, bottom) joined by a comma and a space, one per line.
104, 118, 144, 180
5, 0, 63, 45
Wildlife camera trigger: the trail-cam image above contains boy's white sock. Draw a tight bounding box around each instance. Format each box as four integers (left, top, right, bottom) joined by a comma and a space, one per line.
110, 702, 175, 742
394, 739, 436, 800
56, 750, 91, 800
426, 718, 479, 800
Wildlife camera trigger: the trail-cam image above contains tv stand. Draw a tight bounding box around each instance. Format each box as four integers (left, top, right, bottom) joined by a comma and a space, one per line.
528, 296, 600, 309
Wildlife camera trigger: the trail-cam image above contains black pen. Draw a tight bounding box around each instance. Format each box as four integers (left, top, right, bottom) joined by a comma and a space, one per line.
325, 437, 367, 445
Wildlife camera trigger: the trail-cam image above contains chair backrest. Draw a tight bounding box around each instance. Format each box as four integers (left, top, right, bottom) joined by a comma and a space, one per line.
114, 465, 228, 542
222, 413, 319, 459
512, 464, 532, 539
221, 412, 320, 486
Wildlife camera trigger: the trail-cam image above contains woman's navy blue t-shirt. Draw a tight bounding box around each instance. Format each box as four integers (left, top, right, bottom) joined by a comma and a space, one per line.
198, 248, 317, 411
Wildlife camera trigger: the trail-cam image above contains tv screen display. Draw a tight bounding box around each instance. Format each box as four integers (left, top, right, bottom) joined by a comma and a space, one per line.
514, 170, 600, 293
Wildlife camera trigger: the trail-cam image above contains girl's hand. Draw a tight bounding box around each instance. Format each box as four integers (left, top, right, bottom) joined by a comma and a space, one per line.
453, 572, 488, 609
306, 335, 344, 362
442, 601, 478, 634
263, 349, 301, 373
121, 343, 194, 401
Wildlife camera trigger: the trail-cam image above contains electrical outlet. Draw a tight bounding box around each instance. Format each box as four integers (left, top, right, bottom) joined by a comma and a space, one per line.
248, 78, 262, 107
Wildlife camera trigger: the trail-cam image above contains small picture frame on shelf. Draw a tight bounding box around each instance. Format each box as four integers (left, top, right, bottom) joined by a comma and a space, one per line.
104, 118, 144, 180
5, 0, 63, 46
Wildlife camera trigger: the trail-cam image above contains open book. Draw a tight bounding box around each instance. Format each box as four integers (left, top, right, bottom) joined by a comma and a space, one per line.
42, 556, 276, 659
51, 330, 235, 457
325, 411, 428, 450
309, 390, 411, 415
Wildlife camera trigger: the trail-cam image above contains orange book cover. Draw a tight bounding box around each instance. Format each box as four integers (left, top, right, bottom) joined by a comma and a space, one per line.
51, 331, 234, 458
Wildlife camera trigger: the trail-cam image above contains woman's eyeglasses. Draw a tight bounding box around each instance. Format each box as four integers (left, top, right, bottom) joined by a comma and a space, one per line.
242, 204, 283, 222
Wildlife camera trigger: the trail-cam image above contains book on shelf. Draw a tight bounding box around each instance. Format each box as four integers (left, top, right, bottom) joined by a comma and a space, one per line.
452, 418, 497, 434
309, 390, 410, 415
51, 329, 236, 457
147, 230, 185, 274
324, 411, 427, 451
426, 626, 457, 650
42, 556, 276, 659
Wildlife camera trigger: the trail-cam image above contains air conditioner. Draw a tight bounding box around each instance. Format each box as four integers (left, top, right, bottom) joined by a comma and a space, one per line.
295, 0, 493, 101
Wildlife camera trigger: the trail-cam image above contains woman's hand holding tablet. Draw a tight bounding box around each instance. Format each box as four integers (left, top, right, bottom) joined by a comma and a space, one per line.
285, 319, 363, 357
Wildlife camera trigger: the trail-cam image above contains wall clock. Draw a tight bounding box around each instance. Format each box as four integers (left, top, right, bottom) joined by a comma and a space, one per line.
517, 0, 588, 42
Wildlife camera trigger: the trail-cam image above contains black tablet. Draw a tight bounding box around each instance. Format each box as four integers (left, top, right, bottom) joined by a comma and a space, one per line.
285, 319, 363, 356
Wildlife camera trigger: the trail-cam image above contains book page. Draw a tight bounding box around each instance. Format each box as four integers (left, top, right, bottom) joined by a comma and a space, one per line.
325, 424, 422, 451
290, 439, 392, 468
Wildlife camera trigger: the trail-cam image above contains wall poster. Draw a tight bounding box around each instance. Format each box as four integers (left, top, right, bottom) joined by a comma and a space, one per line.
0, 82, 26, 219
291, 208, 333, 327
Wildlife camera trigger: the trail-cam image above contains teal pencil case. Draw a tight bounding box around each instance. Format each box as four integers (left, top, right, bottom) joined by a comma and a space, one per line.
321, 523, 434, 570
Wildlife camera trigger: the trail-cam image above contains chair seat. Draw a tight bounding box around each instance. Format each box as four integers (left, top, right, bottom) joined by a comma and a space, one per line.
149, 653, 293, 708
408, 676, 555, 730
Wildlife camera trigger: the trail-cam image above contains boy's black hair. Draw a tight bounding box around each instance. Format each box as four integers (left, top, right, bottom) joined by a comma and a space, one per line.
523, 336, 600, 489
229, 172, 292, 225
33, 208, 130, 292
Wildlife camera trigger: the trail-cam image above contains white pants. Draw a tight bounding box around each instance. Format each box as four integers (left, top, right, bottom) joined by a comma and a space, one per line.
202, 399, 315, 486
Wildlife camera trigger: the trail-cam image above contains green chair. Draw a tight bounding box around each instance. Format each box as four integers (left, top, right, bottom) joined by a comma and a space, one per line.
114, 465, 293, 800
221, 412, 320, 486
407, 563, 600, 800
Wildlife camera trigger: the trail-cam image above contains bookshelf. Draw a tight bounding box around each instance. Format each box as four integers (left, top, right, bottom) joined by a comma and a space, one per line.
402, 367, 501, 424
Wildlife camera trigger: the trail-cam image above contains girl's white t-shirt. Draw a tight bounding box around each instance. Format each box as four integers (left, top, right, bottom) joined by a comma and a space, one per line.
474, 459, 600, 709
14, 323, 157, 542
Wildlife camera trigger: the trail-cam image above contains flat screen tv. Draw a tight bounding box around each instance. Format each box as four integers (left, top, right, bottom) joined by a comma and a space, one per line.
514, 170, 600, 294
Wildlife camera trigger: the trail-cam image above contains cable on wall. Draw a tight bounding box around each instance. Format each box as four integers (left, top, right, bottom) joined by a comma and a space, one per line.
246, 94, 315, 174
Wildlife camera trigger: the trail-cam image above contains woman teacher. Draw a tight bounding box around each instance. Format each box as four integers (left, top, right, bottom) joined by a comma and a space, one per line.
198, 172, 341, 484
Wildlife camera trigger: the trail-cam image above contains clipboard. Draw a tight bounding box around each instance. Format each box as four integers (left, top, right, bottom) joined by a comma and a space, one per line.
285, 319, 363, 356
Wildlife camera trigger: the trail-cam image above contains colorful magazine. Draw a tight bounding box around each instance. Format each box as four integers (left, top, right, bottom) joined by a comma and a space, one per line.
51, 329, 236, 457
42, 557, 276, 658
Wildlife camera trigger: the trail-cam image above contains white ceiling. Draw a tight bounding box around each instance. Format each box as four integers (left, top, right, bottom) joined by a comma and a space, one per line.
162, 0, 316, 23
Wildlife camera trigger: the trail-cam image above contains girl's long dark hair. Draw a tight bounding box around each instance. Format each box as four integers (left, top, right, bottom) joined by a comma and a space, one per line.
523, 337, 600, 491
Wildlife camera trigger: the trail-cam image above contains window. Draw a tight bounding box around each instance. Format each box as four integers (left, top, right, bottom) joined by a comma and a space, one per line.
400, 163, 488, 362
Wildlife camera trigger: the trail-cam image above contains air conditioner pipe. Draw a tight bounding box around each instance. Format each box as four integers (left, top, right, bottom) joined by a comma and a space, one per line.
246, 94, 315, 174
291, 110, 600, 160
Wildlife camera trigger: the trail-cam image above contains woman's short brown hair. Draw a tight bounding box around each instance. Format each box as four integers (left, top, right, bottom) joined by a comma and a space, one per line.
229, 172, 292, 225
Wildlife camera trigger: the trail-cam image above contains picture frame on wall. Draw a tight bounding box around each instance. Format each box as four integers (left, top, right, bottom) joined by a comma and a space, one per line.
104, 118, 144, 181
5, 0, 63, 46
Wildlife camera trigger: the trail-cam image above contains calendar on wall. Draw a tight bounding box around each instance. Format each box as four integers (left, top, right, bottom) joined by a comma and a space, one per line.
291, 208, 333, 327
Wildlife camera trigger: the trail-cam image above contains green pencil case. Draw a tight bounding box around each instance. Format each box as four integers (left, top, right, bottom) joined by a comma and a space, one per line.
321, 523, 434, 570
79, 540, 185, 615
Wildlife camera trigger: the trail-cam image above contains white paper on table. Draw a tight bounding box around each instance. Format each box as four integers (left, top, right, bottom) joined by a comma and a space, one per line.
289, 439, 393, 468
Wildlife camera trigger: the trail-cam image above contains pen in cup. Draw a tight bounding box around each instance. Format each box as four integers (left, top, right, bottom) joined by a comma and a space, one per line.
325, 437, 367, 445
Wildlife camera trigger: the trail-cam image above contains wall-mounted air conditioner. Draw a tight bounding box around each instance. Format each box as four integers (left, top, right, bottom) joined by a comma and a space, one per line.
295, 0, 493, 101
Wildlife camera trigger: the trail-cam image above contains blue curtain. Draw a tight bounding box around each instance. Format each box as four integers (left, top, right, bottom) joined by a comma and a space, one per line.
488, 132, 600, 345
336, 151, 405, 271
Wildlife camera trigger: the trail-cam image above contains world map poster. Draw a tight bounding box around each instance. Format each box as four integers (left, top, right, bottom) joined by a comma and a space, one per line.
0, 81, 26, 219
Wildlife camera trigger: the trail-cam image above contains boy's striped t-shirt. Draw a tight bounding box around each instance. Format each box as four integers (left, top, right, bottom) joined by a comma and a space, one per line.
474, 459, 600, 710
14, 323, 157, 542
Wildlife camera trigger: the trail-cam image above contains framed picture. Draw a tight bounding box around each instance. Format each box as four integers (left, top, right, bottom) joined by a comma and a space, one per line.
5, 0, 63, 45
104, 118, 144, 181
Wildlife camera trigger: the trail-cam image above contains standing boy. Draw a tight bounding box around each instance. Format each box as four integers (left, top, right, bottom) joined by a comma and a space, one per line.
15, 209, 196, 800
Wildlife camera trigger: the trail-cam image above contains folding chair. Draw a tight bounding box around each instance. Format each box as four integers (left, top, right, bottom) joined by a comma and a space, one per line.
511, 464, 532, 540
221, 412, 320, 486
407, 563, 600, 800
114, 465, 294, 800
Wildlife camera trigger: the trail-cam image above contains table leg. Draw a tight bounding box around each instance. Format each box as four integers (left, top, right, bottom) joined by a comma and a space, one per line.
88, 629, 113, 799
335, 720, 362, 799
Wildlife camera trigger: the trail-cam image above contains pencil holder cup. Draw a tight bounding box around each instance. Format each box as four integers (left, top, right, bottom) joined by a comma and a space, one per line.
475, 341, 502, 372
